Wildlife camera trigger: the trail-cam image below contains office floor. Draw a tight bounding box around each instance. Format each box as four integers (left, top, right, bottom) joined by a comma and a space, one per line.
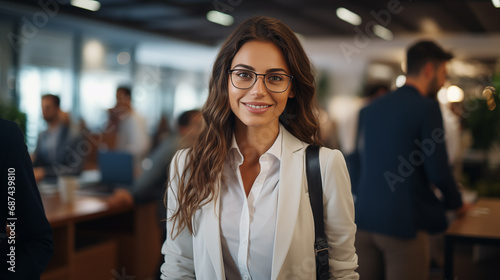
429, 244, 500, 280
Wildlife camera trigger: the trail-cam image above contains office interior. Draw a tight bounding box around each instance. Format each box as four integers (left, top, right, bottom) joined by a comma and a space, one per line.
1, 0, 500, 279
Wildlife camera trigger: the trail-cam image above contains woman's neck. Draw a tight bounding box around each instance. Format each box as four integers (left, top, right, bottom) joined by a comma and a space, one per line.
234, 122, 279, 163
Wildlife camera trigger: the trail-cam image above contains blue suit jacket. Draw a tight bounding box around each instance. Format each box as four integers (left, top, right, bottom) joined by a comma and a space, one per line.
347, 85, 463, 239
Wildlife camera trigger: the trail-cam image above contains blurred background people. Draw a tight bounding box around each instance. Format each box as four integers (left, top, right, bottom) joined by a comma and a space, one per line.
152, 115, 172, 151
1, 118, 54, 279
106, 109, 202, 209
104, 86, 151, 170
348, 40, 469, 280
32, 94, 83, 182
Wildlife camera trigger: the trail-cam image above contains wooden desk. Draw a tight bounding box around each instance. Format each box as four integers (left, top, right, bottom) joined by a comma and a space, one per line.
445, 198, 500, 280
41, 193, 161, 280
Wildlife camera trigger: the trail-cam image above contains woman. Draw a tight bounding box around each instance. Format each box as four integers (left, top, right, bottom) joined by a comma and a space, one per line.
161, 16, 359, 280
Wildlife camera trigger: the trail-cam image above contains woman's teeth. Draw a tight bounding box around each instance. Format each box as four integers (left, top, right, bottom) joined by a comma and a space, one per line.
246, 104, 270, 109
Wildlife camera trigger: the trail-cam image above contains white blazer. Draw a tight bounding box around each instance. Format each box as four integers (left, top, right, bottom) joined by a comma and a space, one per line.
161, 128, 359, 280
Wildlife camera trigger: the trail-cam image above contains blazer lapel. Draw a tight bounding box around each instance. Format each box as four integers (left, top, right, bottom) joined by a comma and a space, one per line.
271, 128, 306, 279
202, 183, 225, 280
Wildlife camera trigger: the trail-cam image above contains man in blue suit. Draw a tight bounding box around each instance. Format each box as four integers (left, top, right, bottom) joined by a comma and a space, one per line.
348, 41, 467, 280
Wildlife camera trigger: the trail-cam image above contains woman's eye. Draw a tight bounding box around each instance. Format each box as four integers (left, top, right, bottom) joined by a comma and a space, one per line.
268, 75, 284, 81
236, 71, 252, 78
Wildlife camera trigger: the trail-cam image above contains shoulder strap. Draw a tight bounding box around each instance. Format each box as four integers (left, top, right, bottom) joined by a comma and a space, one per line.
305, 145, 331, 280
306, 145, 325, 236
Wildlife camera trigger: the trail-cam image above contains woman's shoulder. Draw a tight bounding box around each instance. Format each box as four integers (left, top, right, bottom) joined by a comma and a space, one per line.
318, 146, 344, 158
316, 146, 348, 171
312, 145, 344, 160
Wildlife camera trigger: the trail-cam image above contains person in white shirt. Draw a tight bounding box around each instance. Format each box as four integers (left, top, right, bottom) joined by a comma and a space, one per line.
161, 16, 359, 280
106, 86, 150, 169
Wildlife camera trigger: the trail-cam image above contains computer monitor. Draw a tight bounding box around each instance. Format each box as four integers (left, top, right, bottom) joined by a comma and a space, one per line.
97, 150, 134, 186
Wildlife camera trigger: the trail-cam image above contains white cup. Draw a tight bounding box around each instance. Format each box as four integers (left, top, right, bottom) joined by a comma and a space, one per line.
58, 175, 78, 204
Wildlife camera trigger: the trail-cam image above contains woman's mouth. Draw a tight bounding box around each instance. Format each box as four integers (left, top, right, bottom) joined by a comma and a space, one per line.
245, 103, 271, 109
243, 102, 272, 113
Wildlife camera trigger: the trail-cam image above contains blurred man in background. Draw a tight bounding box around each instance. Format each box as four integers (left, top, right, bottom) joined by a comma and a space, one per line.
32, 94, 82, 182
104, 86, 150, 169
348, 40, 469, 280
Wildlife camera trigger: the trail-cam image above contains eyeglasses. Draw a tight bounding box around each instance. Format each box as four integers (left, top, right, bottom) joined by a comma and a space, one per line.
228, 69, 294, 93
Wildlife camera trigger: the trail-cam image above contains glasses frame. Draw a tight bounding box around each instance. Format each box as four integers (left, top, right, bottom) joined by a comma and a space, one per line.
228, 69, 294, 93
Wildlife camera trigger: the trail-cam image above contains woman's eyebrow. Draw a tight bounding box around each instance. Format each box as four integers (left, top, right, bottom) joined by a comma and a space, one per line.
232, 64, 254, 70
266, 68, 288, 73
232, 64, 289, 74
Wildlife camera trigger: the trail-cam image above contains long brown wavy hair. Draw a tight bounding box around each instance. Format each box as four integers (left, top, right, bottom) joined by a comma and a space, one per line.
169, 16, 322, 237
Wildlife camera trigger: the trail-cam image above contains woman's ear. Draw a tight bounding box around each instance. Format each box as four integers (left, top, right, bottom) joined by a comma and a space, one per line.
288, 91, 295, 98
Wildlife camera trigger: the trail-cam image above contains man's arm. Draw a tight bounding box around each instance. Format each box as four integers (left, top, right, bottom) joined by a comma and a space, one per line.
421, 102, 463, 210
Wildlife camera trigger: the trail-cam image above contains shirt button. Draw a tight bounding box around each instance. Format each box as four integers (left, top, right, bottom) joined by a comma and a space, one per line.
243, 240, 247, 245
243, 275, 249, 280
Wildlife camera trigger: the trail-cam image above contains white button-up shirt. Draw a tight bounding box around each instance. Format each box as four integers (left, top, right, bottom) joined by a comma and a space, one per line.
220, 127, 282, 280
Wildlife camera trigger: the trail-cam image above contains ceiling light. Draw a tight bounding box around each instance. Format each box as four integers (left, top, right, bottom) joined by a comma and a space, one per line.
492, 0, 500, 8
206, 10, 234, 26
336, 7, 362, 26
373, 24, 393, 41
71, 0, 101, 12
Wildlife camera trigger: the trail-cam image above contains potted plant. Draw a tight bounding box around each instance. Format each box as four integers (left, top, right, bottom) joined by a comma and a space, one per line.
465, 82, 500, 198
0, 102, 27, 139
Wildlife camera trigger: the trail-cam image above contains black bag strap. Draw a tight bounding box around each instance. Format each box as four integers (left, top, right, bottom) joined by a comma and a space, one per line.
305, 145, 331, 280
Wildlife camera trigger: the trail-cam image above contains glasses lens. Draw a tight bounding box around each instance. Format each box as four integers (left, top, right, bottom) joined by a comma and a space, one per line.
265, 74, 290, 92
231, 70, 256, 89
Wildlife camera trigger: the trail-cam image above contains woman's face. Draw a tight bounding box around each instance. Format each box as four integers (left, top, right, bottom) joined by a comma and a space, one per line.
228, 40, 294, 132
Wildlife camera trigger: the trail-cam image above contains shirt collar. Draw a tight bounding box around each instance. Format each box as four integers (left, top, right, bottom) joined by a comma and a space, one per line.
229, 124, 283, 164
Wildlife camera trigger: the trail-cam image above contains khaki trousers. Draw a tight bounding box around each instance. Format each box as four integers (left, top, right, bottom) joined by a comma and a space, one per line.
355, 230, 430, 280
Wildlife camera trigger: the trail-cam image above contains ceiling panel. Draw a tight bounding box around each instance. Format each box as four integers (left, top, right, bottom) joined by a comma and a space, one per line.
0, 0, 498, 45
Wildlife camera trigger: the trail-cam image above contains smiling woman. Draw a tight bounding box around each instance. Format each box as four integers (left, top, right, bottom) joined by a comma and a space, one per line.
160, 16, 359, 280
